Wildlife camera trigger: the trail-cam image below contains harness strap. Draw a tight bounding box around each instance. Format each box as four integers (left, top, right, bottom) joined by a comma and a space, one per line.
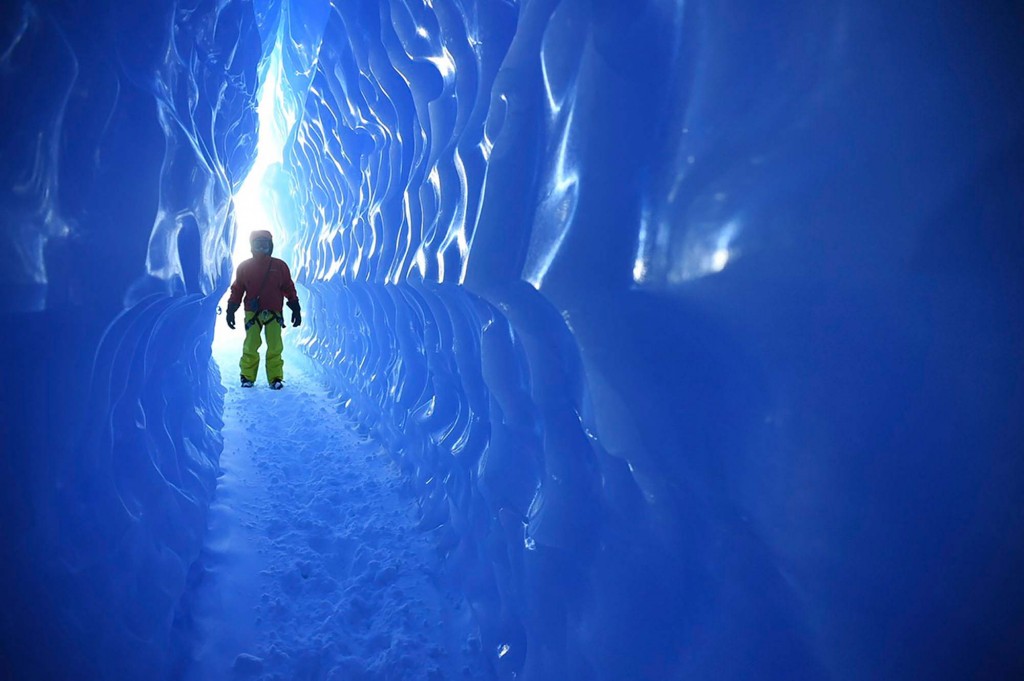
248, 257, 275, 313
244, 310, 286, 331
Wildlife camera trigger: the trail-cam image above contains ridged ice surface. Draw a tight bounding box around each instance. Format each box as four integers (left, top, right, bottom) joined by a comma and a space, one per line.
2, 0, 1024, 679
279, 1, 1024, 678
1, 0, 260, 677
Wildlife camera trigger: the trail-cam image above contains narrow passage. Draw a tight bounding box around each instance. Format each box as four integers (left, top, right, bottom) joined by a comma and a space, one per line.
179, 342, 489, 680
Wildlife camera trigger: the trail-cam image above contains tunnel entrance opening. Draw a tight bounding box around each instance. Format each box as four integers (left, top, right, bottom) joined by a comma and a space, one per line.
213, 37, 298, 358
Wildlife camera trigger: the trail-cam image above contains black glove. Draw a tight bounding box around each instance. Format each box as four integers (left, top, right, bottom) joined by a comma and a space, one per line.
226, 302, 239, 330
287, 299, 301, 327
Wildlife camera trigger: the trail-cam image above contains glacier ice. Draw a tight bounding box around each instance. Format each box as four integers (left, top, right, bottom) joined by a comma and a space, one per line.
2, 0, 1024, 679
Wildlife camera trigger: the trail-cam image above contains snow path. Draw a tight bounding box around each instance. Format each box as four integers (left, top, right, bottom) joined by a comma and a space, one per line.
179, 340, 490, 680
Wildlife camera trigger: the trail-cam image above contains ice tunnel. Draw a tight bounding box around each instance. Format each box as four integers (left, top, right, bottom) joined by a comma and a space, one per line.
2, 0, 1024, 679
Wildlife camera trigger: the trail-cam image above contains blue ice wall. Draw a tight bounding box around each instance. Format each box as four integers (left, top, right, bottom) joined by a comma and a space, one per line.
281, 0, 1024, 679
1, 1, 262, 677
1, 0, 1023, 679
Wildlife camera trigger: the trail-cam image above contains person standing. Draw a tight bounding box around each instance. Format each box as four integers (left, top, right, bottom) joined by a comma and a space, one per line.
225, 230, 301, 389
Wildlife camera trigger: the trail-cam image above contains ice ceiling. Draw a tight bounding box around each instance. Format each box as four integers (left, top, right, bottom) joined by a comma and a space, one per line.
2, 0, 1023, 679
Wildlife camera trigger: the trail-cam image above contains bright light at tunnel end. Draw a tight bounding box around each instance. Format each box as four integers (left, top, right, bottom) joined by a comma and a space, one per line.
231, 41, 295, 266
216, 38, 297, 352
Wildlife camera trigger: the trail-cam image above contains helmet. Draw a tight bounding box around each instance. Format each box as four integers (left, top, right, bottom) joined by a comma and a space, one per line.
250, 230, 273, 256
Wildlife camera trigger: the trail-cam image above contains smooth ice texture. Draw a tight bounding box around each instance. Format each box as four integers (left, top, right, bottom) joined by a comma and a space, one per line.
2, 1, 1024, 680
2, 1, 261, 678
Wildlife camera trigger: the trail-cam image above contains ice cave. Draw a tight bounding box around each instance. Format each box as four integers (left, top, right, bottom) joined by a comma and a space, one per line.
2, 0, 1023, 679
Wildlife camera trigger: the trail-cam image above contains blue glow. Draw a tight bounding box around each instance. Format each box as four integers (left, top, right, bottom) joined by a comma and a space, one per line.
231, 42, 291, 260
2, 1, 1023, 679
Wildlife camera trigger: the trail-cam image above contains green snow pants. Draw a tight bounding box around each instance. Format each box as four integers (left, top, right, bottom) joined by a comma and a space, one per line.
240, 310, 284, 383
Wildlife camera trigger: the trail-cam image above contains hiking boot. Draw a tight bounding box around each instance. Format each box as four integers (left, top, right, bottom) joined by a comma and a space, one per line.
270, 378, 284, 390
240, 376, 255, 388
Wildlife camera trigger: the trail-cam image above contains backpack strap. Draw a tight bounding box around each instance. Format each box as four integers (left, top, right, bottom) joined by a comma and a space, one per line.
249, 258, 274, 313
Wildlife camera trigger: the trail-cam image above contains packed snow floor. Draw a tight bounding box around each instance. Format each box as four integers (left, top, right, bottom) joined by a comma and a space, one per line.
178, 337, 491, 680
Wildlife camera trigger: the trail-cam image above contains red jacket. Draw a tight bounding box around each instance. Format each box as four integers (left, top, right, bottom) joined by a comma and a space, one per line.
228, 254, 298, 314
